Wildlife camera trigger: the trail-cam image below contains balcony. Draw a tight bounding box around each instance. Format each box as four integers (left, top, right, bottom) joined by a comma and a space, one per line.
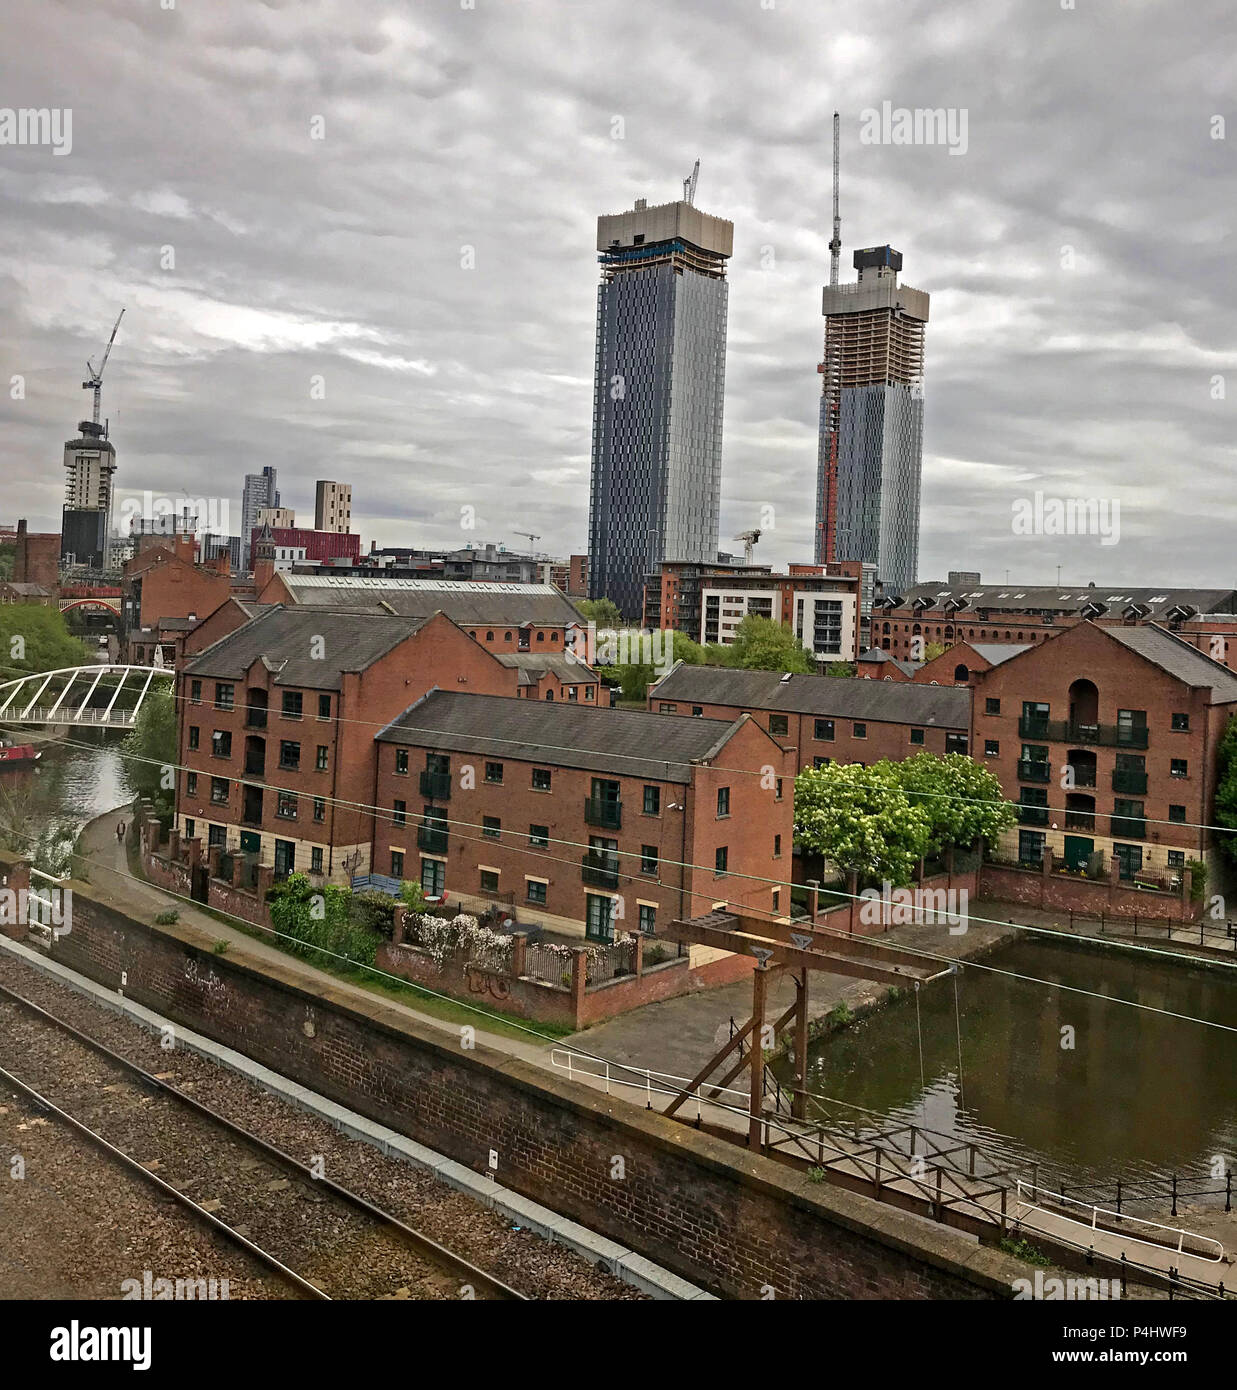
584, 797, 622, 830
1066, 764, 1097, 788
246, 707, 268, 730
1017, 806, 1050, 827
244, 752, 265, 776
419, 770, 451, 800
582, 851, 621, 889
1017, 717, 1148, 749
1110, 816, 1147, 840
1017, 759, 1051, 783
417, 824, 448, 854
1112, 768, 1148, 795
1064, 812, 1095, 831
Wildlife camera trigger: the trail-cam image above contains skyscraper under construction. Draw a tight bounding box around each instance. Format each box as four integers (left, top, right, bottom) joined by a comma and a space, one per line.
816, 245, 929, 592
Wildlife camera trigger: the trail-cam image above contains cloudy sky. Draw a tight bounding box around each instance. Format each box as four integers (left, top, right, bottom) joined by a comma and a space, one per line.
1, 0, 1232, 585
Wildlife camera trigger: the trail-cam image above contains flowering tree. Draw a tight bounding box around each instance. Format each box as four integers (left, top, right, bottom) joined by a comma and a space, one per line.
893, 752, 1016, 857
793, 762, 930, 886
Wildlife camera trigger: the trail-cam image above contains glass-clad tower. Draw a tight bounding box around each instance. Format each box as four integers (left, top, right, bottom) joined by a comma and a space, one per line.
817, 246, 929, 592
588, 196, 733, 619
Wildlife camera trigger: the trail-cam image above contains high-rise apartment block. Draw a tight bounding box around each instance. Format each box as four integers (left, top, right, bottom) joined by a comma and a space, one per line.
817, 245, 928, 592
61, 420, 118, 568
240, 467, 279, 570
588, 195, 732, 619
314, 479, 352, 533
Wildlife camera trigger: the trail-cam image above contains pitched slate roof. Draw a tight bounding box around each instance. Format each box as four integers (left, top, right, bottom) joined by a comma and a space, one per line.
969, 643, 1031, 666
649, 664, 970, 729
892, 583, 1237, 619
1100, 624, 1237, 703
494, 652, 600, 685
376, 691, 753, 783
182, 606, 427, 689
274, 573, 581, 626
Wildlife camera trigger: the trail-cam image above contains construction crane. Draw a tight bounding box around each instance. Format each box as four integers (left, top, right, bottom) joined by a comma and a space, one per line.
733, 529, 761, 565
829, 111, 841, 286
83, 308, 125, 428
682, 158, 700, 206
515, 531, 541, 555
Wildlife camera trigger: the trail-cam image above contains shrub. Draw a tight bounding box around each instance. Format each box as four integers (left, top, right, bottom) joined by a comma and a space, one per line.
154, 909, 179, 925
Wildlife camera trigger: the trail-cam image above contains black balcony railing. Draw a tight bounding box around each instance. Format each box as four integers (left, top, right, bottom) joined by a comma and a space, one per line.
1017, 759, 1051, 783
419, 770, 451, 800
1064, 812, 1096, 831
417, 824, 448, 854
1017, 806, 1050, 827
246, 708, 268, 729
1111, 816, 1147, 840
1066, 764, 1097, 787
1112, 769, 1148, 795
584, 797, 622, 830
1017, 716, 1149, 749
581, 851, 621, 888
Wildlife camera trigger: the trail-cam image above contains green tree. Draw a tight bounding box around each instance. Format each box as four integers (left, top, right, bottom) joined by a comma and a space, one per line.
825, 661, 856, 679
0, 543, 14, 582
921, 641, 949, 662
574, 597, 622, 629
1213, 716, 1237, 867
793, 761, 930, 886
267, 873, 378, 970
121, 684, 178, 824
0, 605, 91, 677
727, 615, 815, 673
893, 751, 1016, 858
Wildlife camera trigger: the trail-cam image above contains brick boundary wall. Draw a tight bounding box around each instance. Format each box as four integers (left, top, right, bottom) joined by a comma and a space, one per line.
12, 852, 1026, 1299
979, 860, 1198, 922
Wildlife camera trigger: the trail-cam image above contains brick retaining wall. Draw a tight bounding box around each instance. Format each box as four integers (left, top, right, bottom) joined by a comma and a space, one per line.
14, 850, 1023, 1300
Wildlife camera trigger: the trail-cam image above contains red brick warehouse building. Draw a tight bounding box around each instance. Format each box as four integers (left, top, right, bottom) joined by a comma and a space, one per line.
646, 665, 970, 772
970, 621, 1237, 883
373, 692, 796, 942
175, 606, 519, 882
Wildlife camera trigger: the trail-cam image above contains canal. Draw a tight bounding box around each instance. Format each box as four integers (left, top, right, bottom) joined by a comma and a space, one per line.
0, 735, 134, 870
775, 935, 1237, 1190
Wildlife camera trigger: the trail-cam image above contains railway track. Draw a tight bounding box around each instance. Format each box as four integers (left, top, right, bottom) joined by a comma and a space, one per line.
0, 980, 528, 1301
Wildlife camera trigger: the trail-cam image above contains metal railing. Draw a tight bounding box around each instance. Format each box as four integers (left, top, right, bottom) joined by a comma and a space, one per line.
1016, 759, 1051, 783
419, 770, 451, 800
581, 851, 620, 888
583, 797, 622, 830
1112, 768, 1148, 794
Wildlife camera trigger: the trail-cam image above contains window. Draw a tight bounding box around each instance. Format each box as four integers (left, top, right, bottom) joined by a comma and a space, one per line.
640, 845, 658, 875
393, 800, 407, 827
190, 680, 202, 703
1117, 709, 1147, 745
715, 846, 728, 875
391, 850, 404, 878
1168, 804, 1186, 823
210, 777, 229, 804
985, 698, 1001, 715
395, 749, 409, 775
480, 869, 500, 894
775, 778, 784, 802
279, 741, 300, 770
483, 816, 501, 839
485, 761, 504, 784
717, 787, 730, 818
910, 728, 925, 745
769, 714, 789, 737
1018, 829, 1046, 865
317, 694, 331, 720
281, 691, 303, 719
638, 903, 656, 935
208, 824, 226, 849
813, 756, 831, 769
310, 847, 324, 874
485, 630, 494, 641
421, 858, 445, 896
188, 725, 200, 750
853, 723, 867, 739
1167, 850, 1185, 869
1171, 758, 1188, 778
984, 739, 1000, 757
526, 879, 547, 905
585, 893, 615, 943
316, 746, 328, 771
313, 797, 325, 822
184, 819, 195, 841
1171, 712, 1190, 732
691, 705, 703, 717
1113, 799, 1145, 838
211, 730, 232, 758
659, 703, 676, 713
186, 772, 198, 796
276, 791, 298, 820
214, 683, 234, 711
1113, 843, 1143, 880
529, 824, 549, 848
946, 733, 969, 755
642, 785, 661, 815
774, 834, 782, 858
532, 768, 552, 791
814, 718, 835, 742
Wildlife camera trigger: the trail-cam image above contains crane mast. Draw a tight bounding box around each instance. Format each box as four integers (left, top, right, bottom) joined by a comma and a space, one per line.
83, 308, 125, 429
829, 111, 841, 286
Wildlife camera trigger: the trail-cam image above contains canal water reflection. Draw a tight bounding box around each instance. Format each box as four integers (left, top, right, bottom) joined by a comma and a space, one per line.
0, 735, 134, 866
776, 936, 1237, 1188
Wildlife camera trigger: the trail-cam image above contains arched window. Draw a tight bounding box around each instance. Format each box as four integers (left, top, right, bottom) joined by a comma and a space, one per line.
954, 664, 969, 683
